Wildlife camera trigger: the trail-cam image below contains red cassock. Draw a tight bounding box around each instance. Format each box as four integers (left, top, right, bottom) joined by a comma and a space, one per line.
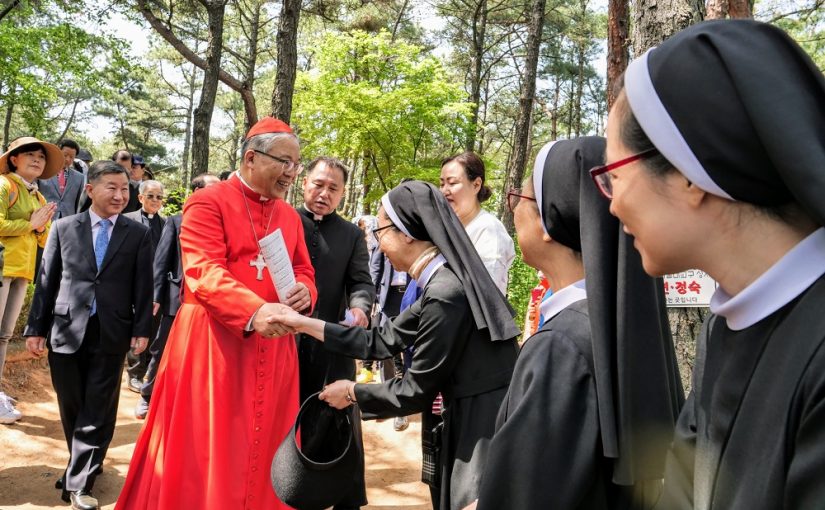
116, 175, 316, 510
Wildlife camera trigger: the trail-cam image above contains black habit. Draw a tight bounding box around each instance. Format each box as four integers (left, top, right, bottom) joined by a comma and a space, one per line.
296, 207, 375, 509
323, 265, 519, 510
656, 276, 825, 509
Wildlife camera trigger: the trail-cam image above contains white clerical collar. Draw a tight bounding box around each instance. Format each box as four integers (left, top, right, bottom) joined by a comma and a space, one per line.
89, 208, 118, 226
235, 170, 270, 202
539, 279, 587, 323
416, 254, 447, 289
710, 227, 825, 331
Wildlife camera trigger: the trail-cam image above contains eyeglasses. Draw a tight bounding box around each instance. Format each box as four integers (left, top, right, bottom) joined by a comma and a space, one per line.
506, 189, 537, 213
144, 193, 164, 201
253, 150, 302, 173
589, 148, 658, 199
372, 224, 396, 244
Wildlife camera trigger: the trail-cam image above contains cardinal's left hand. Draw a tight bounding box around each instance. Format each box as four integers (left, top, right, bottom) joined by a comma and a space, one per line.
285, 283, 311, 312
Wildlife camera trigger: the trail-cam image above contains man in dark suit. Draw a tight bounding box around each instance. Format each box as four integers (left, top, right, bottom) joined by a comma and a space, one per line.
134, 172, 219, 419
297, 156, 375, 510
25, 160, 153, 510
123, 179, 166, 393
39, 139, 85, 219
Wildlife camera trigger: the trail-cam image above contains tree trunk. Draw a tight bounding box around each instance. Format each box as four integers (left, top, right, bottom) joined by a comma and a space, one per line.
242, 1, 263, 131
271, 0, 301, 123
607, 0, 629, 110
465, 0, 488, 153
191, 1, 227, 180
137, 0, 258, 127
706, 0, 752, 19
633, 0, 705, 389
500, 0, 546, 234
632, 0, 704, 53
55, 98, 80, 143
181, 65, 197, 188
3, 102, 13, 151
0, 0, 21, 24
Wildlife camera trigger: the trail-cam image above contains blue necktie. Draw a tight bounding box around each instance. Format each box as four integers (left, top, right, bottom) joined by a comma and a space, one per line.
91, 219, 111, 315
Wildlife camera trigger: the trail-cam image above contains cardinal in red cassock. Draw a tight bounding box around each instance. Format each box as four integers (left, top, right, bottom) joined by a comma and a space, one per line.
116, 118, 316, 510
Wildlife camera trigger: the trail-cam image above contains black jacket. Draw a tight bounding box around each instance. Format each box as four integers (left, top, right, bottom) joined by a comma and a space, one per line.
25, 211, 154, 355
153, 214, 182, 316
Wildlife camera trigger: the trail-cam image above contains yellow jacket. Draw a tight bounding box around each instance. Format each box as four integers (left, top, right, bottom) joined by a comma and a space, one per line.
0, 172, 50, 280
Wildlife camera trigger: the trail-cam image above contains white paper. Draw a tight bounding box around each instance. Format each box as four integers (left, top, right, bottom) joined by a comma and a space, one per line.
259, 228, 296, 303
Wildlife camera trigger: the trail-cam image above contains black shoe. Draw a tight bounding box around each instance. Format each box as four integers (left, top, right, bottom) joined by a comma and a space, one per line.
55, 475, 64, 490
70, 490, 99, 510
61, 488, 70, 503
127, 377, 143, 393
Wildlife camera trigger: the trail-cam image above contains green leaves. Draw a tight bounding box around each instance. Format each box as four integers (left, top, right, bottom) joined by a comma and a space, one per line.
293, 30, 472, 210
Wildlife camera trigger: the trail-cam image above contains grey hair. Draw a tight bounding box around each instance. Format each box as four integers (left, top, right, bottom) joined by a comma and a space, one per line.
139, 179, 164, 194
241, 132, 299, 157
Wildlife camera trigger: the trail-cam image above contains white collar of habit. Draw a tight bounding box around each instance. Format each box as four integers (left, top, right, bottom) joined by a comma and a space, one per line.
235, 170, 270, 202
711, 227, 825, 330
416, 254, 447, 290
539, 279, 587, 324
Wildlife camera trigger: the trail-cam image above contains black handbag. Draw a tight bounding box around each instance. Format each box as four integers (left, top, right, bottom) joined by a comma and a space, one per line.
271, 391, 359, 510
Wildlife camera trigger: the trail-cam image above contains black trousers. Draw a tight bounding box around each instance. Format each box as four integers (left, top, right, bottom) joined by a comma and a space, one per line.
140, 314, 175, 401
126, 313, 161, 380
49, 316, 125, 492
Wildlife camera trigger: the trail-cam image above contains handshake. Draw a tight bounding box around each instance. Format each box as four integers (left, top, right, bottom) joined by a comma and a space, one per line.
252, 282, 370, 339
252, 302, 304, 338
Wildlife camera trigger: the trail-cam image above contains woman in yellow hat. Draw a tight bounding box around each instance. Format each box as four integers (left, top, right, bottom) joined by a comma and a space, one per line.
0, 136, 59, 424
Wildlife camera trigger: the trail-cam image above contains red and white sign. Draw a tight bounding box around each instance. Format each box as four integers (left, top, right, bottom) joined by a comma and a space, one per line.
663, 270, 717, 307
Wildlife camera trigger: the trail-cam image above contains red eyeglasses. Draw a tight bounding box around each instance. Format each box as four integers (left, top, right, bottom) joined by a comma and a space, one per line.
589, 148, 658, 199
506, 189, 537, 213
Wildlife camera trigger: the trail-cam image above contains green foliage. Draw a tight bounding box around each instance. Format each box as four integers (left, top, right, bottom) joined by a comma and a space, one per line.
507, 237, 538, 333
0, 1, 130, 142
292, 30, 473, 212
162, 187, 187, 217
757, 0, 825, 71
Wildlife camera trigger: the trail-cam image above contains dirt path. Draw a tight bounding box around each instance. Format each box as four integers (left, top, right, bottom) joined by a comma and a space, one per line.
0, 357, 430, 509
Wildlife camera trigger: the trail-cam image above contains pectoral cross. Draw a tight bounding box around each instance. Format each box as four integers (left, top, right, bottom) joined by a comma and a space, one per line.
250, 253, 266, 281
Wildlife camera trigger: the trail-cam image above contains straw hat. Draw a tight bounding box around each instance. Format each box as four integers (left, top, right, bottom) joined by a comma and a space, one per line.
0, 137, 63, 180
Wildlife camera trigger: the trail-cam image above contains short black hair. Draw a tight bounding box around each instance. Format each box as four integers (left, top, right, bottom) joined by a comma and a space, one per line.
305, 156, 349, 184
88, 160, 129, 183
59, 139, 80, 153
219, 170, 232, 181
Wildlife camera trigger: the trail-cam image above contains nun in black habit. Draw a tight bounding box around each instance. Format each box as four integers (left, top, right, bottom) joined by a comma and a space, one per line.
600, 20, 825, 510
469, 137, 683, 510
273, 180, 520, 510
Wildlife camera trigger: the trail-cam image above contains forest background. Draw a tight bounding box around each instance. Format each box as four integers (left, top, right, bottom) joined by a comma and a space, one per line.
1, 0, 823, 378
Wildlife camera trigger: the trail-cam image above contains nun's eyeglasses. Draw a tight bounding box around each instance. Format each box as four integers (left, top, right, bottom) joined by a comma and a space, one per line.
372, 224, 396, 244
589, 148, 658, 199
506, 189, 537, 213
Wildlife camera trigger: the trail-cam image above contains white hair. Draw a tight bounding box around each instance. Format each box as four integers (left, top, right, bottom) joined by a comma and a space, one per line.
139, 179, 164, 194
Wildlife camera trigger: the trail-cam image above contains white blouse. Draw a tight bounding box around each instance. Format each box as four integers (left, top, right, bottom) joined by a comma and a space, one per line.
464, 209, 516, 295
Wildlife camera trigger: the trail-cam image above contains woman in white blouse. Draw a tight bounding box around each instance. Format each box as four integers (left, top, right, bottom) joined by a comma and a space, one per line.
440, 152, 515, 294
